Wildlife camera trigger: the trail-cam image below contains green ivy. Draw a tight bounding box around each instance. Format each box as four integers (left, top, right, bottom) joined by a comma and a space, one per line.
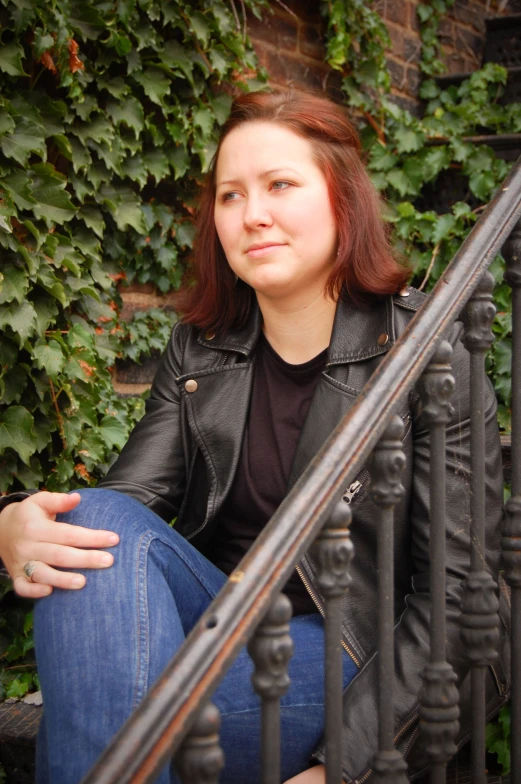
0, 0, 267, 707
322, 1, 519, 436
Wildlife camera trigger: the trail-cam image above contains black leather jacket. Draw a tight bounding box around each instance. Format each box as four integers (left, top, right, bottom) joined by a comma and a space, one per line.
97, 287, 510, 782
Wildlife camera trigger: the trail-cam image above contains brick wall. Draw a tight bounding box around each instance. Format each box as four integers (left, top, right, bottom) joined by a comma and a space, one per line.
247, 0, 519, 114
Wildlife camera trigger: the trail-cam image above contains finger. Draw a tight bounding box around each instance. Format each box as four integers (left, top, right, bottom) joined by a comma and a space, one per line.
19, 561, 87, 591
13, 575, 53, 599
36, 543, 115, 570
35, 522, 119, 549
28, 491, 82, 516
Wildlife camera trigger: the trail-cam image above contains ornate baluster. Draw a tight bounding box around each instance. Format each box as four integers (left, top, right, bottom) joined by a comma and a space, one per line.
503, 218, 521, 784
460, 270, 500, 784
173, 702, 224, 784
417, 341, 460, 784
248, 593, 293, 784
311, 500, 354, 784
369, 417, 408, 784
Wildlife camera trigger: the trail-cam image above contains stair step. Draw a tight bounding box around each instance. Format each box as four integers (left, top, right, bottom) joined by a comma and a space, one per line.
435, 67, 521, 105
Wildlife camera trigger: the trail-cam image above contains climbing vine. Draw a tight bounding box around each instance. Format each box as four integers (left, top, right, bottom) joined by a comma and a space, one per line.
323, 0, 520, 434
0, 0, 267, 701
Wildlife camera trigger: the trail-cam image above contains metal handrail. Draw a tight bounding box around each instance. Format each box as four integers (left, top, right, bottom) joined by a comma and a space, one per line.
82, 157, 521, 784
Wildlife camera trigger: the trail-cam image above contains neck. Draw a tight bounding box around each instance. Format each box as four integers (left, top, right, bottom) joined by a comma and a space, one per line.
257, 291, 338, 364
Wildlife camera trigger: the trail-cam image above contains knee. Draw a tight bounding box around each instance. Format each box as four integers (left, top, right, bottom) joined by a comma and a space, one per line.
58, 488, 149, 535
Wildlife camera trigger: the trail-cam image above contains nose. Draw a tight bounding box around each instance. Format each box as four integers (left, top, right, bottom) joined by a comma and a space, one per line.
243, 194, 273, 230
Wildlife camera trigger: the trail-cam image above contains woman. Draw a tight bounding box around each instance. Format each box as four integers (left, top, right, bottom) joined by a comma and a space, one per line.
0, 89, 508, 783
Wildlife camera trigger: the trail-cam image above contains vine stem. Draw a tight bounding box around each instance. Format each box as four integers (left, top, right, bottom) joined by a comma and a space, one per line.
418, 241, 441, 291
49, 379, 67, 451
364, 112, 386, 143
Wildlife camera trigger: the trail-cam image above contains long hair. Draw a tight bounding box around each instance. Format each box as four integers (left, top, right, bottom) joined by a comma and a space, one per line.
175, 89, 410, 333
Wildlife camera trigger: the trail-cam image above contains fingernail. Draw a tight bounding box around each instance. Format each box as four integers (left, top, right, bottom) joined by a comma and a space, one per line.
72, 576, 84, 588
100, 553, 113, 566
108, 534, 119, 544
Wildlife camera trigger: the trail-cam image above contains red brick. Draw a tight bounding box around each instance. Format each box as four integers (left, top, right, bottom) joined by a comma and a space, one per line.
455, 26, 484, 64
386, 23, 405, 57
451, 0, 486, 33
253, 44, 330, 91
388, 93, 421, 116
438, 17, 455, 45
273, 0, 321, 23
299, 23, 326, 61
118, 281, 156, 295
406, 65, 421, 96
386, 56, 405, 87
385, 0, 409, 28
403, 32, 421, 63
441, 48, 471, 74
410, 2, 421, 32
248, 10, 298, 52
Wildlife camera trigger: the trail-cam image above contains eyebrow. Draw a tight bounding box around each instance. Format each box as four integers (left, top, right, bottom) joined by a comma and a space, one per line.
216, 167, 300, 188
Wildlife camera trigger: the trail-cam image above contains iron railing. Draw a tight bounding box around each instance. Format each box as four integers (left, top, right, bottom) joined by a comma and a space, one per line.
82, 156, 521, 784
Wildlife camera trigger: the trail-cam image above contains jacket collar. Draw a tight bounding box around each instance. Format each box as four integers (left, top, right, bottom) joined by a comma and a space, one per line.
197, 294, 396, 365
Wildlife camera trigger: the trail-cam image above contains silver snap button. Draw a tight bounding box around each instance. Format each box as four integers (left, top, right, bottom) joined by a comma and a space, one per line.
185, 379, 198, 393
377, 333, 389, 347
205, 330, 216, 341
398, 287, 410, 297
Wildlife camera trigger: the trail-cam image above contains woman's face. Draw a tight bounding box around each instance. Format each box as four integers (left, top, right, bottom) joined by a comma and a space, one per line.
214, 121, 338, 305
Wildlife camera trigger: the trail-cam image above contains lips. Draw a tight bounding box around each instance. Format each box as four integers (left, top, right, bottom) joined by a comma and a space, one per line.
245, 242, 286, 258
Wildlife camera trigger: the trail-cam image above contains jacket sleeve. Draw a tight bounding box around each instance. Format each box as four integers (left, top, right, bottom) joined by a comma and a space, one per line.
97, 322, 189, 523
313, 332, 504, 781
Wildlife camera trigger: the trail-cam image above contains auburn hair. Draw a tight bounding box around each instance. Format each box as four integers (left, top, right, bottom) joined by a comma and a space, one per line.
174, 88, 410, 333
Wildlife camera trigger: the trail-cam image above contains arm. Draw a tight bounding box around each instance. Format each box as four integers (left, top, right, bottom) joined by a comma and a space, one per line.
97, 321, 189, 522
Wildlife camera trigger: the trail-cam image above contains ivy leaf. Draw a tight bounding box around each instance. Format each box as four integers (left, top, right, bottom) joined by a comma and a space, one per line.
0, 406, 37, 465
1, 120, 47, 166
432, 214, 456, 244
193, 106, 214, 138
106, 97, 144, 137
167, 146, 190, 179
143, 149, 169, 182
395, 128, 425, 154
0, 110, 15, 136
113, 197, 146, 233
117, 0, 137, 24
190, 11, 211, 47
98, 415, 128, 450
386, 168, 411, 197
0, 301, 37, 346
0, 264, 29, 304
78, 206, 105, 238
31, 163, 76, 224
2, 171, 37, 211
0, 42, 27, 77
33, 339, 65, 377
469, 170, 496, 202
134, 68, 171, 107
121, 155, 148, 187
160, 42, 194, 85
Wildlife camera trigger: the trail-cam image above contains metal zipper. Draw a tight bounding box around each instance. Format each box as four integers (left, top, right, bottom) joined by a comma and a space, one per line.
354, 712, 420, 783
295, 563, 361, 668
342, 479, 363, 505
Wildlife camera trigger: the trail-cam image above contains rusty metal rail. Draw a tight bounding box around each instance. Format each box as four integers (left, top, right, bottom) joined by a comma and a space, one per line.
81, 158, 521, 784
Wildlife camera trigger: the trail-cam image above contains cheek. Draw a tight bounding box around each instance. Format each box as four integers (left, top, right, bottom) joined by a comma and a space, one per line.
214, 209, 241, 255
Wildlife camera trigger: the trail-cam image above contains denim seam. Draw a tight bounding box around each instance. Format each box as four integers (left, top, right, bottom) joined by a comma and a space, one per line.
132, 530, 156, 708
150, 532, 223, 600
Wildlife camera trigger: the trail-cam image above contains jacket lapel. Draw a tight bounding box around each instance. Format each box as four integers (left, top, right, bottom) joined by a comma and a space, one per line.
287, 295, 396, 489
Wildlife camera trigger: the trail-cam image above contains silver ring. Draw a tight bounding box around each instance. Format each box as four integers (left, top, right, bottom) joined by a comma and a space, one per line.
23, 561, 38, 582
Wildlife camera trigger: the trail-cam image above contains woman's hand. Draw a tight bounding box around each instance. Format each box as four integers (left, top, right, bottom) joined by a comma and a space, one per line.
0, 492, 119, 598
284, 764, 346, 784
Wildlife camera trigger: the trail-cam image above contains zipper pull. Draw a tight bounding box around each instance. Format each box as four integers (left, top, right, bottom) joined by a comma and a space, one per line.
342, 479, 363, 505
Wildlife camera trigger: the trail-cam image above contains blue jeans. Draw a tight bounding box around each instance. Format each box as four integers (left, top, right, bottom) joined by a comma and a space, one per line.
34, 489, 358, 783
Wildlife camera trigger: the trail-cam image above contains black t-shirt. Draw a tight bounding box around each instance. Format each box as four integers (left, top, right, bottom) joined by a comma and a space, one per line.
206, 333, 327, 615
